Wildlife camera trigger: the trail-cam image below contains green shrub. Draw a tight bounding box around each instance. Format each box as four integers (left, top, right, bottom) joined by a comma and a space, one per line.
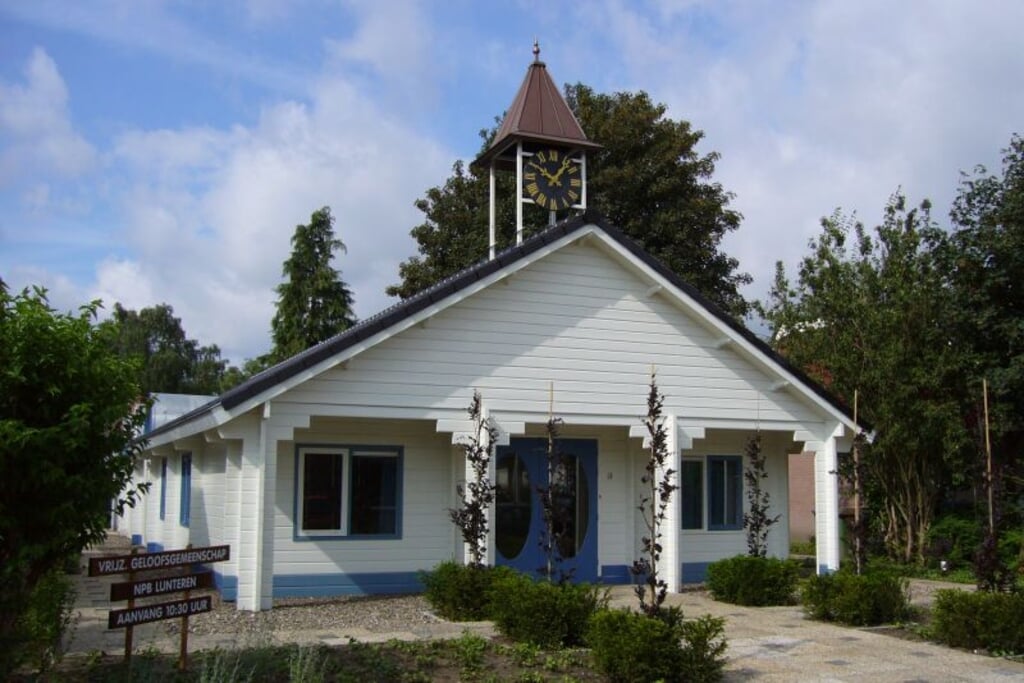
926, 514, 983, 567
587, 608, 726, 683
420, 561, 516, 621
6, 568, 77, 674
706, 555, 800, 606
931, 589, 1024, 654
801, 570, 910, 626
488, 573, 607, 648
999, 528, 1023, 576
678, 614, 729, 682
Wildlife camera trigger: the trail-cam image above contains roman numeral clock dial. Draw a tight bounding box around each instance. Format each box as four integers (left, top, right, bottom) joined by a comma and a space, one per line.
524, 149, 579, 210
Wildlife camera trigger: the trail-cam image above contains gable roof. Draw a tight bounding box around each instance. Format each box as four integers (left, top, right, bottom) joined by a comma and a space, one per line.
472, 51, 601, 172
145, 210, 860, 442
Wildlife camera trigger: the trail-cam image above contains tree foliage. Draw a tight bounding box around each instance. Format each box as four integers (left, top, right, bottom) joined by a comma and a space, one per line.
946, 134, 1024, 518
389, 84, 750, 318
103, 302, 228, 396
761, 192, 970, 563
271, 206, 356, 361
0, 286, 148, 674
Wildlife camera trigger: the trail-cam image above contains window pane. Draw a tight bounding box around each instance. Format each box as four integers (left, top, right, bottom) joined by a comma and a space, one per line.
350, 455, 398, 535
708, 456, 742, 530
680, 461, 703, 529
303, 452, 342, 531
180, 453, 192, 527
725, 458, 742, 527
159, 458, 167, 521
709, 459, 724, 527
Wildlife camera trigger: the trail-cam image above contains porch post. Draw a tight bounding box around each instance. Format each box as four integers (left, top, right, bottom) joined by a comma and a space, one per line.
813, 424, 843, 574
660, 414, 681, 592
226, 413, 265, 611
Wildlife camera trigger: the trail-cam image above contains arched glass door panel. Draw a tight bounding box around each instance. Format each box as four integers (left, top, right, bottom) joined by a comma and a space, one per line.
496, 454, 531, 559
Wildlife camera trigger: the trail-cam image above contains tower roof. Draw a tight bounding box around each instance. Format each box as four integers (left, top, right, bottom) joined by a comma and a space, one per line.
472, 43, 601, 171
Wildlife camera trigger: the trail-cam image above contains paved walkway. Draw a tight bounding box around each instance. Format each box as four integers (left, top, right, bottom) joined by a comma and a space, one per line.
65, 545, 1024, 682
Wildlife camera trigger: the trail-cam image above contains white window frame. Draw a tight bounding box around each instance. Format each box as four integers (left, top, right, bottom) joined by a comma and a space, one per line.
297, 447, 349, 537
295, 445, 402, 539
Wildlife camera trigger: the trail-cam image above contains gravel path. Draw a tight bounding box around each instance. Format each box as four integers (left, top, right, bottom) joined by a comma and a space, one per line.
162, 594, 442, 637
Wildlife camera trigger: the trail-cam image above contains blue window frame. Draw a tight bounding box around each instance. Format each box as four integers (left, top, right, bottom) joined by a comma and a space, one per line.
680, 459, 704, 530
708, 456, 743, 530
295, 445, 402, 539
179, 453, 192, 527
159, 457, 167, 521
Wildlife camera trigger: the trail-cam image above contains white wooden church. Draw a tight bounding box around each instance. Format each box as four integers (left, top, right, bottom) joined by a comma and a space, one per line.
118, 48, 856, 611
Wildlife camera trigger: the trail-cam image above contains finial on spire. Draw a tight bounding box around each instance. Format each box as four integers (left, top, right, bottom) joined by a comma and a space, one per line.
533, 39, 540, 62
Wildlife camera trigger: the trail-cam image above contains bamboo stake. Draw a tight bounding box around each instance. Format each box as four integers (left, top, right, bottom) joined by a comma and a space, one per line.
983, 379, 994, 535
853, 389, 862, 575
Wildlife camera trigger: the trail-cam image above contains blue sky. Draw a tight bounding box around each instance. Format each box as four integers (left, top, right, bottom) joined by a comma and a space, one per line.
2, 0, 1023, 364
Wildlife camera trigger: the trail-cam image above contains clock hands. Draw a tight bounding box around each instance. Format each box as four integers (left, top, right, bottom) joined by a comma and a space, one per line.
548, 157, 574, 186
528, 156, 574, 187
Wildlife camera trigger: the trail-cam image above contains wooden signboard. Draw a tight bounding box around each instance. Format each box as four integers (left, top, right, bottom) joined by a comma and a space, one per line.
110, 571, 214, 602
89, 544, 229, 576
108, 595, 213, 629
93, 543, 229, 669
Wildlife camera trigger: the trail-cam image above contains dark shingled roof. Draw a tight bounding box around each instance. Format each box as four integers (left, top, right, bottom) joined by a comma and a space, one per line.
473, 48, 601, 172
143, 210, 860, 441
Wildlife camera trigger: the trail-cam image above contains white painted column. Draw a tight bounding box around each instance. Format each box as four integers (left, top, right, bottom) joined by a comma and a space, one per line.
221, 441, 243, 602
221, 413, 264, 611
660, 414, 680, 592
489, 163, 496, 260
813, 424, 843, 573
516, 142, 524, 244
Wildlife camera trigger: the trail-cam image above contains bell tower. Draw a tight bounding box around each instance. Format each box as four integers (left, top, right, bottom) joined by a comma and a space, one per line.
472, 42, 601, 259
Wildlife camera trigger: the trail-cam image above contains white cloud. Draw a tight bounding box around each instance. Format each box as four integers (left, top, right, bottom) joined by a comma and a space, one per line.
584, 0, 1024, 313
0, 47, 95, 182
0, 1, 307, 95
103, 73, 452, 363
325, 0, 436, 105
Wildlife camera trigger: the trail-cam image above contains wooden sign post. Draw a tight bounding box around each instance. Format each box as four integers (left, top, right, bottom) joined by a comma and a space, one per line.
89, 543, 229, 668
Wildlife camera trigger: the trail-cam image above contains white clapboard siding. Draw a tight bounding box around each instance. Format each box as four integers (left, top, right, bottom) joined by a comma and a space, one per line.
678, 429, 792, 562
276, 243, 821, 426
272, 418, 455, 576
190, 447, 226, 548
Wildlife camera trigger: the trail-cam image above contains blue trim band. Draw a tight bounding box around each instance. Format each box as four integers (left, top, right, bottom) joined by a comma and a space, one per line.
600, 565, 631, 584
214, 570, 238, 601
681, 561, 712, 583
273, 571, 422, 597
130, 534, 142, 546
146, 542, 165, 553
818, 564, 834, 575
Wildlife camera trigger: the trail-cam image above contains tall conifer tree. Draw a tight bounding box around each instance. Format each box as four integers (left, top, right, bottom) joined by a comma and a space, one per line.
271, 207, 356, 361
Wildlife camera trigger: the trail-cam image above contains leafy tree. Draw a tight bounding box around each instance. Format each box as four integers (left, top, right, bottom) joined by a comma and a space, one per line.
0, 286, 148, 675
762, 193, 970, 563
104, 303, 228, 395
946, 134, 1024, 522
271, 207, 356, 361
449, 391, 497, 567
389, 85, 751, 318
631, 371, 678, 616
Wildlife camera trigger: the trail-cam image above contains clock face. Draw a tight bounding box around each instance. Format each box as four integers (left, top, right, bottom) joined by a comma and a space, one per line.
523, 148, 582, 211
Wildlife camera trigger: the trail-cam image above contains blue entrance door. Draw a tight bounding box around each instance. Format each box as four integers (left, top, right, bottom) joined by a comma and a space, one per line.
494, 438, 598, 582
